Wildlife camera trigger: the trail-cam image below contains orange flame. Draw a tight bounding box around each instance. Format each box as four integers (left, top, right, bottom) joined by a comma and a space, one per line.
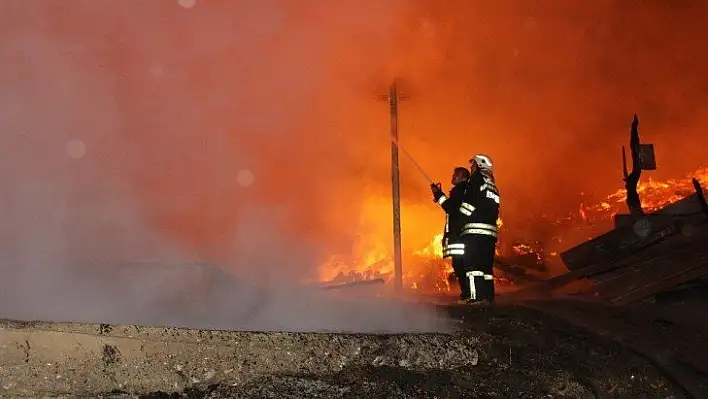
318, 168, 708, 293
579, 167, 708, 222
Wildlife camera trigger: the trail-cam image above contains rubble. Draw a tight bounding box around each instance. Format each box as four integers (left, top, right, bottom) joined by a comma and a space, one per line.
316, 278, 386, 290
528, 186, 708, 305
520, 116, 708, 305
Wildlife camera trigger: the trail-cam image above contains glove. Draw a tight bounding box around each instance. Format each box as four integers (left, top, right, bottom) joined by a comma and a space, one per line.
431, 183, 445, 202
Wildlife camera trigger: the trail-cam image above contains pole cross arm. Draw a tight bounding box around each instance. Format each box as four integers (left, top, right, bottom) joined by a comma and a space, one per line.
376, 94, 411, 101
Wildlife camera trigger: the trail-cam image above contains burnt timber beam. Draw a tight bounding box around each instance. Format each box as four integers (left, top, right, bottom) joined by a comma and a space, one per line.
624, 114, 644, 217
493, 259, 543, 283
560, 191, 703, 272
692, 178, 708, 216
610, 261, 708, 305
320, 278, 386, 290
591, 232, 708, 301
528, 218, 688, 294
560, 215, 679, 272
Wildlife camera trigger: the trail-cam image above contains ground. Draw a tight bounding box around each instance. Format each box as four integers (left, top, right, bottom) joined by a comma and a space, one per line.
146, 304, 681, 398
3, 299, 701, 398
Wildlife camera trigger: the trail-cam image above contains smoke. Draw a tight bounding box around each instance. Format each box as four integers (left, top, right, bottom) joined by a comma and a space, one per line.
0, 0, 450, 333
370, 0, 708, 251
2, 1, 706, 329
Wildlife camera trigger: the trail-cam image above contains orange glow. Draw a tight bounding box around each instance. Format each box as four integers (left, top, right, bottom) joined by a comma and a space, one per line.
579, 168, 708, 223
318, 168, 708, 292
16, 3, 706, 288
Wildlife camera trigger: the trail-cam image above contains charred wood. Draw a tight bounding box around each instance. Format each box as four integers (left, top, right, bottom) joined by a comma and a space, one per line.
493, 259, 543, 283
533, 190, 708, 302
655, 276, 708, 305
623, 114, 644, 217
692, 178, 708, 216
319, 278, 386, 290
610, 261, 708, 305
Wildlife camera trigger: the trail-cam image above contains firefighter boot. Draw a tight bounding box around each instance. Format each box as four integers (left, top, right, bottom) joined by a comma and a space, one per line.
484, 273, 495, 303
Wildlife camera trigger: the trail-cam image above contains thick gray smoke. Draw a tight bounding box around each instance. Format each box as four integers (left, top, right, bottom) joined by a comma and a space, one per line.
0, 0, 449, 333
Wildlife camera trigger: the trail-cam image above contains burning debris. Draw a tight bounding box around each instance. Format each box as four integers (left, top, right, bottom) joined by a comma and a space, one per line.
579, 168, 708, 222
318, 171, 708, 296
517, 116, 708, 306
316, 112, 708, 309
622, 115, 653, 217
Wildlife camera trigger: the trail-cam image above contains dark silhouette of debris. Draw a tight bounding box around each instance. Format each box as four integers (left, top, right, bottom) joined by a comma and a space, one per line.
622, 114, 644, 217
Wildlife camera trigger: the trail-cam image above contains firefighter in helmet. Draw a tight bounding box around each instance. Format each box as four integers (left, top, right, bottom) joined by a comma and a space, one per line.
458, 153, 500, 304
430, 167, 471, 301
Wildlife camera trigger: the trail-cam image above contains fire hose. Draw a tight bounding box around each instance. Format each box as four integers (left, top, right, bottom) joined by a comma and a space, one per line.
389, 135, 434, 185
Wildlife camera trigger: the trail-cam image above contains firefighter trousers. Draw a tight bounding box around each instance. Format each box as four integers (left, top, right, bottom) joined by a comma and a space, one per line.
460, 234, 497, 301
450, 254, 467, 299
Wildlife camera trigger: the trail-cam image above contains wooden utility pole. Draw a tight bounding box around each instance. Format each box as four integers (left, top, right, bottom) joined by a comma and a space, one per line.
377, 80, 409, 293
389, 82, 403, 293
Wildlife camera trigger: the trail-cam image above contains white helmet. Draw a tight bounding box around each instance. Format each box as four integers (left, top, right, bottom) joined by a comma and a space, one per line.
471, 153, 493, 171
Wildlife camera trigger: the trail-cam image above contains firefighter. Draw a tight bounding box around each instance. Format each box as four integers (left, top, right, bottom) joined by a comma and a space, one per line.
459, 153, 500, 305
430, 167, 472, 301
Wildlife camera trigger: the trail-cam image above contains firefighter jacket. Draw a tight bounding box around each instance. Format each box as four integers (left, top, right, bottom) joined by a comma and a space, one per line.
433, 182, 468, 258
459, 168, 500, 241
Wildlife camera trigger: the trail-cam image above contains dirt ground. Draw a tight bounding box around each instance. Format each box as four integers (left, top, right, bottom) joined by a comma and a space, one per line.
87, 302, 697, 399
3, 298, 706, 398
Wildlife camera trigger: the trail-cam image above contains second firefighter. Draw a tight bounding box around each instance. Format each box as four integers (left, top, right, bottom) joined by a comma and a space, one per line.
430, 167, 471, 301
